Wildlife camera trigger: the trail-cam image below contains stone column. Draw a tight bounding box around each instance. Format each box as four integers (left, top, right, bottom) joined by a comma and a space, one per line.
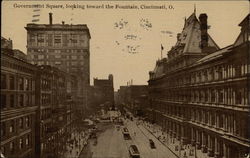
230, 114, 233, 134
223, 143, 227, 158
232, 89, 236, 105
229, 88, 232, 105
233, 115, 236, 135
208, 111, 211, 126
196, 130, 201, 149
225, 114, 228, 132
222, 114, 225, 131
216, 112, 219, 128
225, 88, 228, 105
207, 134, 211, 156
201, 132, 207, 153
214, 137, 220, 158
232, 66, 235, 77
191, 127, 195, 146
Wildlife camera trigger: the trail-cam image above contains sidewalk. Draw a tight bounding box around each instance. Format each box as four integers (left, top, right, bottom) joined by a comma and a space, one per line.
138, 120, 209, 158
63, 130, 90, 158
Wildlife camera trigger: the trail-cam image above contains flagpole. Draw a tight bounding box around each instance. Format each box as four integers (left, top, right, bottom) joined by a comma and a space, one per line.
161, 48, 162, 59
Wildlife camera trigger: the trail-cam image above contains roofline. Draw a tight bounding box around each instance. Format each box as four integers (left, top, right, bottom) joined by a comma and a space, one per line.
1, 52, 37, 69
207, 34, 220, 49
239, 14, 250, 26
25, 24, 91, 39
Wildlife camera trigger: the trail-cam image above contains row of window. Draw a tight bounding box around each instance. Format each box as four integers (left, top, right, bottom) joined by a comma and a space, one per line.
31, 61, 85, 67
1, 133, 31, 156
1, 74, 33, 91
1, 60, 35, 75
30, 54, 87, 60
1, 116, 31, 138
41, 94, 51, 105
153, 104, 248, 139
155, 63, 249, 88
28, 49, 86, 54
41, 78, 51, 90
153, 87, 247, 106
41, 108, 52, 122
29, 33, 88, 47
1, 94, 34, 109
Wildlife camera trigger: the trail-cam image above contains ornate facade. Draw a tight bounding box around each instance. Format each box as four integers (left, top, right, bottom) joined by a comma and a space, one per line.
93, 74, 114, 109
25, 13, 91, 107
1, 48, 37, 158
148, 13, 249, 158
35, 65, 74, 158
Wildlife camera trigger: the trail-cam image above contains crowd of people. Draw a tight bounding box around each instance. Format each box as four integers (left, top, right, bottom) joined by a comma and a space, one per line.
63, 128, 90, 158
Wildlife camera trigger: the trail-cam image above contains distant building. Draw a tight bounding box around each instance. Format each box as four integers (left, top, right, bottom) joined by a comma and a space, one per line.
148, 12, 249, 158
93, 74, 114, 110
117, 85, 148, 116
25, 12, 91, 108
1, 40, 37, 158
1, 37, 27, 61
1, 36, 13, 50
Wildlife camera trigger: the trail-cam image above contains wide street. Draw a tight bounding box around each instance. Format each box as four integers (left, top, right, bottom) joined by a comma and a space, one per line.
81, 117, 178, 158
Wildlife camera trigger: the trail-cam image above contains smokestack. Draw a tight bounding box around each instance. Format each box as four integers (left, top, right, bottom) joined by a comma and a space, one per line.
177, 33, 181, 41
49, 13, 53, 25
199, 13, 208, 49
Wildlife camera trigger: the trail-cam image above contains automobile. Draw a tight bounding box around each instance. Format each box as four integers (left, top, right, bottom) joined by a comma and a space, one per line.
149, 139, 156, 149
122, 127, 131, 140
129, 145, 140, 158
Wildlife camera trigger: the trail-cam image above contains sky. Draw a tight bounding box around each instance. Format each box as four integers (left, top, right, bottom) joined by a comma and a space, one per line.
2, 1, 249, 90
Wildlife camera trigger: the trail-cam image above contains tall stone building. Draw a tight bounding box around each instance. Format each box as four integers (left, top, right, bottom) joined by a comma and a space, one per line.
25, 13, 91, 107
35, 65, 74, 158
117, 85, 148, 116
93, 74, 114, 110
1, 37, 37, 158
148, 12, 249, 158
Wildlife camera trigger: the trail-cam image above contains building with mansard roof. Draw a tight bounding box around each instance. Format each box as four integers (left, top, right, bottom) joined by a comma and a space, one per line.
147, 12, 249, 158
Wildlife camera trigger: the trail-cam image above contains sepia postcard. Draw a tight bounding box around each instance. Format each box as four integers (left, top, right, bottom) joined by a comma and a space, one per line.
1, 0, 249, 158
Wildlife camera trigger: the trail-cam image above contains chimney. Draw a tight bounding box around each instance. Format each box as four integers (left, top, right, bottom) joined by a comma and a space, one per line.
49, 13, 53, 25
62, 21, 65, 25
177, 33, 181, 41
199, 13, 208, 49
108, 74, 113, 81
